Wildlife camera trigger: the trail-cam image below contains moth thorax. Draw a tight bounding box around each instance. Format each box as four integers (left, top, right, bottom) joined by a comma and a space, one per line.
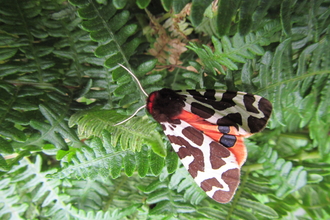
146, 88, 185, 122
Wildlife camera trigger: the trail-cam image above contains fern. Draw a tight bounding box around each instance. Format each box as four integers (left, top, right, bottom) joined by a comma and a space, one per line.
1, 0, 330, 219
187, 33, 265, 74
1, 154, 142, 220
248, 143, 307, 199
52, 130, 166, 179
142, 166, 206, 206
69, 109, 166, 156
1, 155, 69, 219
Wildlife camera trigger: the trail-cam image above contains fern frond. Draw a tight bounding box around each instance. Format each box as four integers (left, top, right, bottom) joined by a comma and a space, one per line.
72, 1, 143, 68
0, 178, 28, 220
69, 109, 165, 156
256, 32, 330, 152
0, 155, 70, 219
297, 183, 330, 219
167, 166, 206, 205
0, 0, 87, 166
1, 155, 144, 220
65, 203, 141, 220
247, 144, 308, 199
52, 130, 166, 179
187, 33, 266, 75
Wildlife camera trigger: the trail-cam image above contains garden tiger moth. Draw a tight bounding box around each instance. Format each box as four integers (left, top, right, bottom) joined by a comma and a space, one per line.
117, 65, 272, 203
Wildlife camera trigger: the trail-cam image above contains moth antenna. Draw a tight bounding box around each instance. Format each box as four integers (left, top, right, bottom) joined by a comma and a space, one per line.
114, 64, 149, 125
118, 64, 148, 97
114, 104, 147, 126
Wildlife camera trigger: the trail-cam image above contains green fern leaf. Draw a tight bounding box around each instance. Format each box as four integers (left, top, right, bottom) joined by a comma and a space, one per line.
255, 145, 308, 198
69, 109, 165, 156
188, 34, 265, 75
74, 1, 144, 69
52, 130, 166, 179
238, 198, 278, 218
0, 178, 28, 219
1, 155, 71, 219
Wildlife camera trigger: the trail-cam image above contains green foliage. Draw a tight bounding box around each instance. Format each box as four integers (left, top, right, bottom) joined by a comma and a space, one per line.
69, 109, 166, 156
0, 154, 141, 220
1, 0, 330, 219
53, 130, 166, 179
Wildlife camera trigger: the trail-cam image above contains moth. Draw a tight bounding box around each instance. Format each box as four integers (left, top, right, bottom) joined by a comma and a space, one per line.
117, 65, 272, 203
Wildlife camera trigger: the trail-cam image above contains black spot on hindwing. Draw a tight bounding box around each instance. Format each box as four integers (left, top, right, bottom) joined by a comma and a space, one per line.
219, 134, 237, 148
218, 126, 230, 133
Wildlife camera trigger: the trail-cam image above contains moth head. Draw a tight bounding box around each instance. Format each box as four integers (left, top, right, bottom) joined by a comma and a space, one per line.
146, 88, 185, 122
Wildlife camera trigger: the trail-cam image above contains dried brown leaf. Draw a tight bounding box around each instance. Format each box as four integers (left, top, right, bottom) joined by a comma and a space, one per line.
146, 4, 194, 69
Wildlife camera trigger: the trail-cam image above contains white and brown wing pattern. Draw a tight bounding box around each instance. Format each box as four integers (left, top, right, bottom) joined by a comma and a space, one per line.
177, 90, 272, 135
120, 64, 272, 204
146, 88, 272, 204
161, 119, 240, 204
